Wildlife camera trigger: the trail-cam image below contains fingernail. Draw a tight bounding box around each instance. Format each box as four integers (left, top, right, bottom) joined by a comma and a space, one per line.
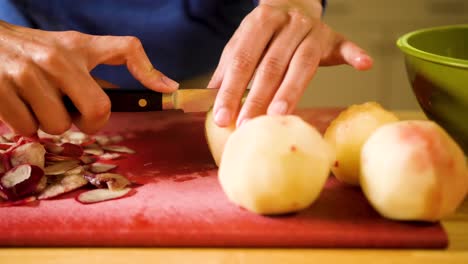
214, 107, 232, 126
357, 52, 372, 62
268, 100, 289, 115
161, 75, 179, 90
355, 55, 370, 63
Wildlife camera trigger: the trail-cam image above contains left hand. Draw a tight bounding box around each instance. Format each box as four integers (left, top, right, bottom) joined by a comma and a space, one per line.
209, 0, 373, 127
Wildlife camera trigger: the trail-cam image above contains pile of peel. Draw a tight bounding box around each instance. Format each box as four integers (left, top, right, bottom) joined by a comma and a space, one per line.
0, 131, 135, 206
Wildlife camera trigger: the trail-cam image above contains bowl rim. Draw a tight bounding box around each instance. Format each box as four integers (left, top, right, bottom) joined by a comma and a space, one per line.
397, 24, 468, 69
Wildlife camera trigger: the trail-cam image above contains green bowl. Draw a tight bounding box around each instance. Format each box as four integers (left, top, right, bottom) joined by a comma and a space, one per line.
397, 24, 468, 154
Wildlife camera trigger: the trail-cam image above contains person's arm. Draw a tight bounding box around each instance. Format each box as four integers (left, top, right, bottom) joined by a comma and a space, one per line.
0, 20, 178, 136
210, 0, 372, 127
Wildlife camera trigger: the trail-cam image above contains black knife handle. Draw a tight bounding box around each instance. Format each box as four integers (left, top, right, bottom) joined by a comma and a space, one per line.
64, 89, 163, 112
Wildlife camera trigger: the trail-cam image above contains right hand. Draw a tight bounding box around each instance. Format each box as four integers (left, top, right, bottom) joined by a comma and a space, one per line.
0, 20, 179, 136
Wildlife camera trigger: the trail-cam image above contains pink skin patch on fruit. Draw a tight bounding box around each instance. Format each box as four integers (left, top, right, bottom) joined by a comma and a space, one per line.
398, 123, 455, 175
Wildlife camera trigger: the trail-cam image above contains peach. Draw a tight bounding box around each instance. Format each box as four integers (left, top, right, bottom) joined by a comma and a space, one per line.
218, 115, 334, 215
204, 108, 235, 167
324, 102, 399, 185
361, 120, 468, 221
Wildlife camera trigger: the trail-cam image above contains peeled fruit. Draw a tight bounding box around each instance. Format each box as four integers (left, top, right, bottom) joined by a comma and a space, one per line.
361, 120, 468, 221
205, 108, 235, 166
219, 115, 334, 215
324, 102, 399, 185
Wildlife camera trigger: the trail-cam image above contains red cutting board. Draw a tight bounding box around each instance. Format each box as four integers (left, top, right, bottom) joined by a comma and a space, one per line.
0, 108, 448, 248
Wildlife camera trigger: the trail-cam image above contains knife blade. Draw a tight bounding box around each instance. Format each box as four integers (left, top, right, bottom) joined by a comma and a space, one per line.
63, 88, 219, 113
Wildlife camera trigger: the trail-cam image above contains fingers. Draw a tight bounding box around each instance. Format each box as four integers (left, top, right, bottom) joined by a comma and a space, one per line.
212, 6, 288, 127
87, 35, 179, 92
338, 40, 373, 71
268, 33, 321, 116
207, 28, 241, 89
319, 25, 373, 70
93, 76, 120, 89
0, 27, 121, 136
35, 52, 111, 134
61, 70, 111, 134
13, 65, 72, 135
262, 26, 373, 116
0, 78, 38, 136
236, 13, 315, 126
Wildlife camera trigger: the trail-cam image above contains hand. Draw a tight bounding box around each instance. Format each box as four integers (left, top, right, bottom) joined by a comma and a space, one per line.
209, 0, 373, 127
0, 21, 179, 136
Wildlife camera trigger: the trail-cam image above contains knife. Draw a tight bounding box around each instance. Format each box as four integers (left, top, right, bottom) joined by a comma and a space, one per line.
63, 88, 219, 113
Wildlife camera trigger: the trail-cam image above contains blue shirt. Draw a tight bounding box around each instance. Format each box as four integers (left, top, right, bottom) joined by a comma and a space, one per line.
0, 0, 326, 89
0, 0, 255, 88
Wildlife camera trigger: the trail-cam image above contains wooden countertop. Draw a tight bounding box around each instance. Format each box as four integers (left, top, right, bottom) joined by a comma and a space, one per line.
1, 111, 467, 264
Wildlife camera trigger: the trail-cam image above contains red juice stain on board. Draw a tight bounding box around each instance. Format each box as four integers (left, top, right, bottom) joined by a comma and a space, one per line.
173, 176, 197, 182
198, 170, 212, 177
131, 210, 152, 228
112, 119, 217, 185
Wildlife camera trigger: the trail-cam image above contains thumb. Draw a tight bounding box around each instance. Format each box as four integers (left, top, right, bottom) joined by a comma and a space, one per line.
336, 40, 374, 71
319, 27, 373, 71
86, 35, 179, 92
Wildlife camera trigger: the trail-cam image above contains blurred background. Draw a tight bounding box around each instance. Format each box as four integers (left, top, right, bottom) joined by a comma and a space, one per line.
299, 0, 468, 110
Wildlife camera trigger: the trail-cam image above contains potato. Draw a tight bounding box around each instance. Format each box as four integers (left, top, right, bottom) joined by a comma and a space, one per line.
205, 108, 236, 166
361, 120, 468, 221
324, 102, 399, 185
218, 115, 334, 215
